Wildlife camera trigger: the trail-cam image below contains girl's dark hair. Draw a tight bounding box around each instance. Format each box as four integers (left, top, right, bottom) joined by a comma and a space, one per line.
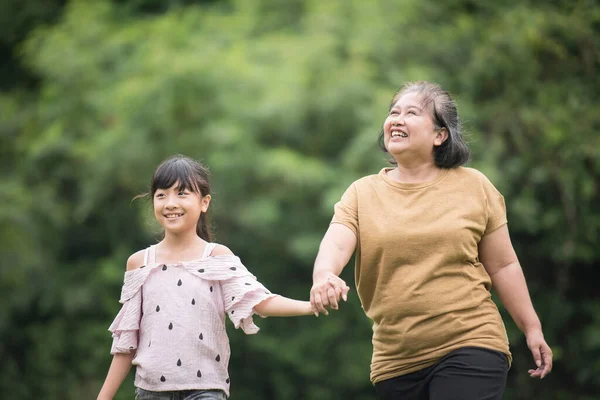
137, 154, 213, 241
378, 81, 470, 168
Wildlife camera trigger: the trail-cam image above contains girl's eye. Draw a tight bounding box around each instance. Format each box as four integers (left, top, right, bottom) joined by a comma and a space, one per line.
178, 191, 188, 196
155, 193, 164, 198
390, 111, 399, 116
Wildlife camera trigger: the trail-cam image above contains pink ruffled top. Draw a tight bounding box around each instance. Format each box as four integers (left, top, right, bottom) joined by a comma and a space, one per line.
108, 243, 276, 397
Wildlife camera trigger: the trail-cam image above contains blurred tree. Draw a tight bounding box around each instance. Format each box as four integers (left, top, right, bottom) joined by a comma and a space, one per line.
1, 0, 598, 399
0, 0, 66, 89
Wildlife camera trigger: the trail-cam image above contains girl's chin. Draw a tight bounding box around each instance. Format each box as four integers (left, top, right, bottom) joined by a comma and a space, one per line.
161, 223, 194, 233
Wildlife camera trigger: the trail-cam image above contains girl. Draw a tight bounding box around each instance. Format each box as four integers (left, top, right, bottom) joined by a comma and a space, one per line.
97, 155, 348, 400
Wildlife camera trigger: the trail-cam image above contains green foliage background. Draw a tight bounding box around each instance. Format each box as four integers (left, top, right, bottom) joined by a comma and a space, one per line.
1, 0, 599, 399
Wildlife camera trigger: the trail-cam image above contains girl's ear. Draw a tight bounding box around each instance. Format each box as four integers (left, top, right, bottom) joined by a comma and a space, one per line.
201, 194, 211, 212
434, 127, 448, 146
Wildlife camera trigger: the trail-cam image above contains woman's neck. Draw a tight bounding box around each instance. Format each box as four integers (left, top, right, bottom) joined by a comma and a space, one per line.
388, 161, 441, 184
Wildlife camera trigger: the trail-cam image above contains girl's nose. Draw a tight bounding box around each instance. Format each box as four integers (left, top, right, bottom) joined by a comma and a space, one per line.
165, 195, 178, 208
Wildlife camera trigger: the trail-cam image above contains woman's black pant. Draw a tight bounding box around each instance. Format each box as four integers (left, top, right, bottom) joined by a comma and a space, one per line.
374, 347, 509, 400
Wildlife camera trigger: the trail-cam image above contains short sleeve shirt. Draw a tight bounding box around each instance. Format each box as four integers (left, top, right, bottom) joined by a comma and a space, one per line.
332, 167, 511, 383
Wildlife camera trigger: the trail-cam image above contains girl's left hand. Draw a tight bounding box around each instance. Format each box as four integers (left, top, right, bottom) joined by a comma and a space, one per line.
526, 329, 553, 379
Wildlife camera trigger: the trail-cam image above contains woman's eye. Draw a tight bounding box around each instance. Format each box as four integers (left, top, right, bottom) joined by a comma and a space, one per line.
408, 110, 416, 115
390, 111, 399, 116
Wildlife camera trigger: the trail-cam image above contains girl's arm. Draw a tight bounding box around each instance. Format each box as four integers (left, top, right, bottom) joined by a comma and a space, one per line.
209, 243, 328, 318
98, 252, 144, 399
208, 243, 341, 318
97, 352, 135, 400
479, 224, 553, 379
254, 296, 314, 317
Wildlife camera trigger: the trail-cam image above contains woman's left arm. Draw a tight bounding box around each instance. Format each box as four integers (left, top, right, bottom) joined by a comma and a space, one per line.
479, 224, 553, 379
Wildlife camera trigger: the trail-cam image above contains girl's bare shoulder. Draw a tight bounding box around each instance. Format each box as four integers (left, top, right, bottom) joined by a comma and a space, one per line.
126, 249, 146, 271
209, 244, 235, 257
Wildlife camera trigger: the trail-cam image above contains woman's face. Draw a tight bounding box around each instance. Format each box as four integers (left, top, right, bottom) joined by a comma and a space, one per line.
382, 92, 447, 164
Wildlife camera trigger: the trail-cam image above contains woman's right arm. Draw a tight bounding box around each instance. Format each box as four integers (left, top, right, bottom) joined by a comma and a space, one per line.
310, 223, 357, 315
97, 352, 135, 400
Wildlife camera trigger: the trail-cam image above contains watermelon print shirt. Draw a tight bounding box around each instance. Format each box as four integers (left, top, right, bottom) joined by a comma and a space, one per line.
108, 243, 276, 397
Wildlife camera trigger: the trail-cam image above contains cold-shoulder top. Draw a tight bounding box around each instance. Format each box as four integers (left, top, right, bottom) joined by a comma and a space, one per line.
108, 243, 276, 396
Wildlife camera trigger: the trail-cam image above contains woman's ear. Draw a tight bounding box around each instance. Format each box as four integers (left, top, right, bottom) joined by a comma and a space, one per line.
434, 127, 449, 146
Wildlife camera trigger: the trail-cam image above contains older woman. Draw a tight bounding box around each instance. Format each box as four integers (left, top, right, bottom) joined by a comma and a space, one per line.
310, 81, 552, 400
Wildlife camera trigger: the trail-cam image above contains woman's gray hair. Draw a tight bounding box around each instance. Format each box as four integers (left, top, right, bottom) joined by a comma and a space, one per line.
378, 81, 470, 168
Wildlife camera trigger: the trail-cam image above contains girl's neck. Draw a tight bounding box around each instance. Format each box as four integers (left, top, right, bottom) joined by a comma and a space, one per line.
158, 232, 207, 262
388, 161, 441, 184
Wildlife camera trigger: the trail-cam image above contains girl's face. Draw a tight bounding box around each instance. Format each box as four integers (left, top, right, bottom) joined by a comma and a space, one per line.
153, 182, 210, 235
382, 92, 447, 163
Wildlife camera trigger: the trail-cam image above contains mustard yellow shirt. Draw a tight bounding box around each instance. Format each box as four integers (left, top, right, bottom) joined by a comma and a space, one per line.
332, 167, 511, 384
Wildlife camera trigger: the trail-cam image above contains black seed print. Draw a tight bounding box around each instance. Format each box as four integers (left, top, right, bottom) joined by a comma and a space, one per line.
226, 378, 230, 384
230, 267, 236, 271
140, 265, 146, 268
148, 341, 152, 347
177, 359, 182, 367
160, 376, 166, 382
215, 354, 221, 362
162, 265, 167, 271
168, 322, 173, 330
199, 333, 203, 340
197, 370, 202, 378
231, 296, 235, 301
245, 282, 251, 286
191, 298, 196, 305
129, 346, 134, 349
231, 310, 235, 314
198, 269, 205, 273
210, 286, 213, 292
177, 279, 182, 286
156, 305, 160, 312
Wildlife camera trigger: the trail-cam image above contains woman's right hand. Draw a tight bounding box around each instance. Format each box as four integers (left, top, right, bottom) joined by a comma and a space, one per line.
310, 273, 350, 316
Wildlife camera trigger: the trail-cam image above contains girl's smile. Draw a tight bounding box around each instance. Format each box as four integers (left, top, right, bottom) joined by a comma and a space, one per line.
153, 182, 210, 234
164, 213, 184, 219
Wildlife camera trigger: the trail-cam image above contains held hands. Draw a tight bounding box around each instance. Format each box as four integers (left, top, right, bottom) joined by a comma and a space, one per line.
526, 329, 553, 379
310, 273, 350, 316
